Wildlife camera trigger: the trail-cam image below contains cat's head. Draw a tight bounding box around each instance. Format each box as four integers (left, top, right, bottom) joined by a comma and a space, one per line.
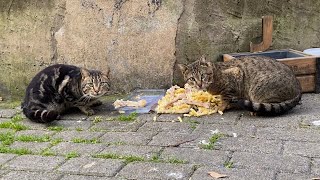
177, 56, 213, 90
80, 68, 111, 98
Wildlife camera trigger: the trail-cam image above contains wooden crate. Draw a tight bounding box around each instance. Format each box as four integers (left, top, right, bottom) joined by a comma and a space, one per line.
223, 49, 320, 93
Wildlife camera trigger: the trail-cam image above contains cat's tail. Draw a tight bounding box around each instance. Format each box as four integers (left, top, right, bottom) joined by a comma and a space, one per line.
22, 107, 60, 123
236, 93, 302, 115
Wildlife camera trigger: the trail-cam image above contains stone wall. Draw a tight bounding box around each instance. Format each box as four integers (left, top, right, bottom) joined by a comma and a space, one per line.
1, 0, 320, 100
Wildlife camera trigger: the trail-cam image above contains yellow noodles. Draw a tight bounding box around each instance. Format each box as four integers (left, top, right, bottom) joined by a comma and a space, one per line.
156, 85, 223, 116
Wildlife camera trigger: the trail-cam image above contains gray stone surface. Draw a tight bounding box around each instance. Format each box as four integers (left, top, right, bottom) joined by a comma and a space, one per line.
51, 142, 106, 157
160, 147, 229, 166
191, 166, 275, 180
57, 157, 124, 176
0, 94, 318, 179
60, 174, 117, 180
0, 171, 62, 180
232, 152, 310, 173
0, 154, 16, 165
52, 130, 104, 142
0, 109, 19, 118
284, 141, 320, 157
9, 142, 51, 154
117, 162, 194, 179
100, 145, 162, 160
4, 155, 65, 171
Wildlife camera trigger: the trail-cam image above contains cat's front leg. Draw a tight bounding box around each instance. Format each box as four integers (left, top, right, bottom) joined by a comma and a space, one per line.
218, 100, 230, 112
89, 100, 103, 107
77, 106, 95, 116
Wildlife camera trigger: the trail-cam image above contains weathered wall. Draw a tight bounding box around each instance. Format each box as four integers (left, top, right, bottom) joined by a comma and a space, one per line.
1, 0, 320, 100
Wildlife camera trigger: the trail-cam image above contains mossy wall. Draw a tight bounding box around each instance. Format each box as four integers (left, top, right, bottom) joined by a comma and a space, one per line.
0, 0, 320, 100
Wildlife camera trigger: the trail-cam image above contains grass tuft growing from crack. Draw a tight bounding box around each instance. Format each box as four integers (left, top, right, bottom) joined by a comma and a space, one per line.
47, 126, 64, 132
65, 151, 80, 159
93, 153, 144, 163
201, 133, 225, 150
0, 146, 33, 155
0, 121, 28, 131
15, 135, 51, 143
118, 112, 137, 121
40, 148, 56, 156
223, 161, 234, 168
0, 131, 15, 145
72, 138, 101, 144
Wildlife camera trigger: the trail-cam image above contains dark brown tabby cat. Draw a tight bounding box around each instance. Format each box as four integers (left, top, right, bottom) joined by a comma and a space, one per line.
22, 64, 110, 123
178, 56, 302, 115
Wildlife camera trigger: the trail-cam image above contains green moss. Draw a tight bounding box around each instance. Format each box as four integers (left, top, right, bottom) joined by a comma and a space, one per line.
72, 138, 101, 144
15, 134, 50, 143
40, 148, 56, 156
0, 145, 32, 155
47, 126, 64, 132
0, 100, 21, 109
65, 151, 80, 159
93, 153, 144, 163
0, 131, 15, 145
118, 112, 137, 121
223, 161, 234, 168
0, 121, 28, 131
93, 116, 103, 124
50, 138, 63, 146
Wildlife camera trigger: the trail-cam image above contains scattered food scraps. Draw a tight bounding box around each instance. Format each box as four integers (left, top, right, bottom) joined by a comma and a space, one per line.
208, 171, 228, 179
155, 84, 223, 117
312, 120, 320, 126
113, 99, 147, 109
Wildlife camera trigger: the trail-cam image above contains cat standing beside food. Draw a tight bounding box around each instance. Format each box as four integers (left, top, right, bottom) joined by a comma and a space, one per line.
22, 64, 110, 123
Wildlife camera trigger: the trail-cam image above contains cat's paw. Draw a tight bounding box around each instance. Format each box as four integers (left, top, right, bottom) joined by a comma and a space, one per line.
79, 107, 95, 116
90, 100, 103, 107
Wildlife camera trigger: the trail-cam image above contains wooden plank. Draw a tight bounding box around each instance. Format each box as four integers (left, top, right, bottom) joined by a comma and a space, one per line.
279, 57, 316, 75
250, 16, 273, 52
316, 57, 320, 93
297, 75, 315, 93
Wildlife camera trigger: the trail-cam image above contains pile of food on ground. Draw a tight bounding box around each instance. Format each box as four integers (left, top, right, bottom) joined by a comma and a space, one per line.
155, 84, 223, 117
113, 99, 147, 109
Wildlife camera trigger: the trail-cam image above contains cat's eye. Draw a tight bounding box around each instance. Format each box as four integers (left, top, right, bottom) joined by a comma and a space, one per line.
188, 77, 196, 82
87, 83, 93, 87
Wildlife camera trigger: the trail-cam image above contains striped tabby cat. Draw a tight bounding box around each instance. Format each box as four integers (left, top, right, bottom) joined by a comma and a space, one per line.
178, 56, 302, 115
22, 64, 110, 123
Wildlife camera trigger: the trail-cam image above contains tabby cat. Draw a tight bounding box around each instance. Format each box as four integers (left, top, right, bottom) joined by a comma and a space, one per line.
178, 56, 302, 115
22, 64, 110, 123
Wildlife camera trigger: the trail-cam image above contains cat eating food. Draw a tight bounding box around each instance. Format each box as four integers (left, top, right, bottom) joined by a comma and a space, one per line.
177, 55, 302, 116
22, 64, 110, 123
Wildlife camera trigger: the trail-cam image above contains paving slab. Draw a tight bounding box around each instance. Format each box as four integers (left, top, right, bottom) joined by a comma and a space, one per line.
137, 121, 194, 133
48, 120, 93, 130
160, 147, 229, 167
190, 166, 275, 180
276, 173, 317, 180
256, 126, 320, 142
148, 131, 198, 147
311, 158, 320, 175
90, 120, 146, 132
0, 109, 19, 118
3, 155, 65, 171
0, 154, 16, 165
117, 162, 194, 179
52, 130, 104, 142
100, 131, 155, 145
231, 151, 310, 174
9, 142, 51, 154
0, 171, 62, 180
283, 141, 320, 157
57, 157, 124, 176
218, 137, 282, 154
99, 145, 162, 160
60, 174, 118, 180
51, 142, 106, 157
15, 129, 55, 137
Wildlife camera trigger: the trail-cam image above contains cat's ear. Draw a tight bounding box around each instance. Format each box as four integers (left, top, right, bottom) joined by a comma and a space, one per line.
200, 55, 207, 63
103, 67, 110, 78
177, 64, 187, 74
80, 68, 90, 78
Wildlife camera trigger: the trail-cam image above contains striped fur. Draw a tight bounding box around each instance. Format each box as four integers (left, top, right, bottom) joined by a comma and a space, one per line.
22, 64, 110, 123
178, 56, 302, 116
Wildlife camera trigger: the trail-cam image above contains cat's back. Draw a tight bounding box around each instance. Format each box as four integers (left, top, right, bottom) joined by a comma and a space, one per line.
27, 64, 80, 89
235, 56, 293, 74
